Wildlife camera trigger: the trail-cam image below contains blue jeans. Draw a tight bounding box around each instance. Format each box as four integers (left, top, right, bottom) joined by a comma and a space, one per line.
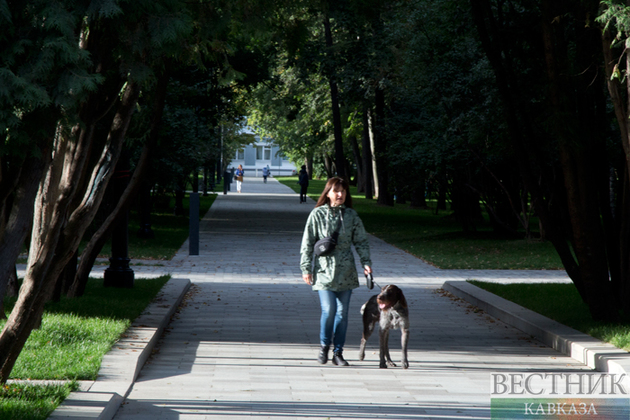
318, 289, 352, 353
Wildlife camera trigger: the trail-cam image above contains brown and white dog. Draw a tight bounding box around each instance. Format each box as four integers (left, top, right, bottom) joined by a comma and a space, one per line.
358, 284, 409, 369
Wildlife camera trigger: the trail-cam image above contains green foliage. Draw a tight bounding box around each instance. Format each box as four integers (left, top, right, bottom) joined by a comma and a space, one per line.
382, 1, 517, 212
86, 0, 123, 19
0, 0, 99, 152
246, 0, 395, 171
598, 0, 630, 81
134, 63, 249, 191
598, 0, 630, 43
248, 63, 332, 166
245, 0, 526, 237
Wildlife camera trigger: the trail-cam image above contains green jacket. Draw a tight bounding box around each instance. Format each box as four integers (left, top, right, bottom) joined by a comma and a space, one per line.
300, 204, 372, 291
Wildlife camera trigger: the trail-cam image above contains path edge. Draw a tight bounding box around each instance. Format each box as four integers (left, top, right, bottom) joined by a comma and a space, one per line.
48, 277, 191, 420
443, 280, 630, 376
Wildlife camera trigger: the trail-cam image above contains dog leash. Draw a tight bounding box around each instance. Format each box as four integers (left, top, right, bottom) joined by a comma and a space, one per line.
365, 273, 381, 290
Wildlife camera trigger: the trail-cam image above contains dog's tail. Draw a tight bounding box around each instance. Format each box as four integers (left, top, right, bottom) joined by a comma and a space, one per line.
360, 302, 367, 315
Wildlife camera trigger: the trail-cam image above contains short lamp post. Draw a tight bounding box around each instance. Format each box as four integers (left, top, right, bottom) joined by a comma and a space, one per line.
104, 155, 134, 288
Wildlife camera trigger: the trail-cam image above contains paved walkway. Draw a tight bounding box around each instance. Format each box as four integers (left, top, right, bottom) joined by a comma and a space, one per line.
90, 178, 587, 419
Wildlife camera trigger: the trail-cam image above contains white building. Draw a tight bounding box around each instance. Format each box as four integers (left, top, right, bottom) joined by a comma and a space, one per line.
228, 136, 297, 177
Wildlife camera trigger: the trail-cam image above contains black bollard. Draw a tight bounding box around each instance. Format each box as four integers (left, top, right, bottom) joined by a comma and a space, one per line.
104, 157, 134, 288
189, 192, 199, 255
223, 170, 230, 194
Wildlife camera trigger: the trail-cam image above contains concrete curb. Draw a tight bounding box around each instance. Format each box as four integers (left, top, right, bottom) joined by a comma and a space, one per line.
443, 281, 630, 375
48, 277, 191, 420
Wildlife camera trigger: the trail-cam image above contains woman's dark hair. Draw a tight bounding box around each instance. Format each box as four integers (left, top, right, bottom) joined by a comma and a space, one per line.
315, 177, 352, 208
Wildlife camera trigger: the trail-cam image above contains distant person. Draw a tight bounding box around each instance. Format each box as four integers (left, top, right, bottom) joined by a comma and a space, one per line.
262, 166, 270, 183
300, 177, 372, 366
234, 164, 244, 193
298, 165, 309, 203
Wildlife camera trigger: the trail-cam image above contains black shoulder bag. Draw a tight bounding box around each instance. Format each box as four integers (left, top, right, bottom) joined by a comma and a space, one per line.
313, 209, 344, 257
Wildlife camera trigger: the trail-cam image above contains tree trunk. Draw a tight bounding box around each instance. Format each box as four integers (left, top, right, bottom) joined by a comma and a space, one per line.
0, 267, 18, 321
349, 134, 363, 189
361, 106, 373, 199
540, 0, 616, 321
373, 88, 392, 206
323, 153, 333, 178
0, 154, 48, 309
602, 29, 630, 182
367, 107, 379, 198
137, 181, 155, 239
470, 0, 617, 321
306, 149, 314, 180
410, 181, 427, 209
0, 154, 26, 238
451, 172, 481, 233
470, 0, 581, 286
323, 11, 346, 179
0, 81, 140, 383
52, 250, 77, 302
602, 27, 630, 312
68, 70, 169, 297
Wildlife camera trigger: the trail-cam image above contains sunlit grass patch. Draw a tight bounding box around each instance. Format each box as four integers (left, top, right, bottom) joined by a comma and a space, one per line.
2, 276, 169, 380
0, 382, 79, 420
468, 281, 630, 352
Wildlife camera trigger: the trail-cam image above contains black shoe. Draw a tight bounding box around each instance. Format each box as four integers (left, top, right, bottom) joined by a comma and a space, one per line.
332, 351, 349, 366
318, 346, 329, 364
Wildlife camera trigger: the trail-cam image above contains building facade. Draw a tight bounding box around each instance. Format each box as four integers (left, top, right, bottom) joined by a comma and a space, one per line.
228, 138, 297, 177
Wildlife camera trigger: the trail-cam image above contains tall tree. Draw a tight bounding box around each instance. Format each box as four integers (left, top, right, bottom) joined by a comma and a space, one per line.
67, 67, 171, 298
0, 0, 197, 382
322, 5, 346, 178
598, 0, 630, 312
0, 0, 100, 318
471, 0, 620, 321
248, 64, 331, 176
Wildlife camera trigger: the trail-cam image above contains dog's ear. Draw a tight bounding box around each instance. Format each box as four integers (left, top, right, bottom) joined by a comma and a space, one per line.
397, 287, 408, 309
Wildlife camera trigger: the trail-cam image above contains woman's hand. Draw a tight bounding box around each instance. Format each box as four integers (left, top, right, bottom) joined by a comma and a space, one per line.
302, 274, 313, 285
364, 265, 372, 276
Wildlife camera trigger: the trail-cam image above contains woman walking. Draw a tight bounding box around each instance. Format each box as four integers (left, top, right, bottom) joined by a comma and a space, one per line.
300, 177, 372, 366
298, 165, 309, 203
234, 164, 244, 193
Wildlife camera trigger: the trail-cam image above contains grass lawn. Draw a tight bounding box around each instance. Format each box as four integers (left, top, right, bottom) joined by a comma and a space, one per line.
469, 281, 630, 352
0, 382, 77, 420
278, 177, 562, 270
1, 275, 169, 419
